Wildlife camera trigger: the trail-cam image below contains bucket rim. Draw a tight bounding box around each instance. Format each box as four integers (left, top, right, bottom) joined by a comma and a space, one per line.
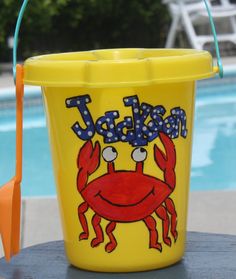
23, 48, 217, 87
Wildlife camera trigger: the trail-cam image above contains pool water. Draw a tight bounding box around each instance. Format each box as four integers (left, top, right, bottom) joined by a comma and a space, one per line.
192, 76, 236, 191
0, 103, 55, 196
0, 76, 236, 196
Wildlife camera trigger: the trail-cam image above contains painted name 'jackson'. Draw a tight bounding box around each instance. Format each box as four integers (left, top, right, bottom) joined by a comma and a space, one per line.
65, 94, 188, 146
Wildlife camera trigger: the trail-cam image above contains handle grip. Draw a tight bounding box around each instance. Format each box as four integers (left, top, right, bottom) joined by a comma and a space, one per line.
13, 0, 223, 80
15, 64, 24, 183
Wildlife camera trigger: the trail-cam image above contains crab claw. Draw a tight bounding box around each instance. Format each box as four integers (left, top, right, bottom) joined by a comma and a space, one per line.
154, 132, 176, 190
154, 132, 176, 171
77, 140, 101, 175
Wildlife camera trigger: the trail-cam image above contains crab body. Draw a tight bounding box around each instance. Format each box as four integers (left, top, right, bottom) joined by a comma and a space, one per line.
81, 172, 172, 222
77, 132, 178, 253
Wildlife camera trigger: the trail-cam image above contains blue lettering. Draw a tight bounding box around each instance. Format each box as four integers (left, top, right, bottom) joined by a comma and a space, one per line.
66, 94, 188, 145
116, 117, 135, 143
171, 107, 188, 138
96, 111, 119, 143
65, 94, 95, 140
123, 96, 153, 146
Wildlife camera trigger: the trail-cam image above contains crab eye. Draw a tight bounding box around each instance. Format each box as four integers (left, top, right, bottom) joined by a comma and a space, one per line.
102, 146, 118, 162
131, 147, 147, 162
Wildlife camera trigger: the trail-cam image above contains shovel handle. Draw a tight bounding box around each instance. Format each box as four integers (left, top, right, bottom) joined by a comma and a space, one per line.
15, 64, 24, 184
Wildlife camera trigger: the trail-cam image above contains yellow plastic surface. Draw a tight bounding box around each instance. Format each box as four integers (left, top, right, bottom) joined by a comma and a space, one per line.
42, 83, 195, 272
24, 48, 216, 87
23, 48, 216, 272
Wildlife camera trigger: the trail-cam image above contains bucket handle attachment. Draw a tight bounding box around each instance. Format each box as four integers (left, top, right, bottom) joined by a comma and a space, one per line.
13, 0, 28, 82
203, 0, 223, 78
13, 0, 223, 80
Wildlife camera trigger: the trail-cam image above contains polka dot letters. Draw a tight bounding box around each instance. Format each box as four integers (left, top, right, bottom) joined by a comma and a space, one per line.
65, 95, 95, 140
95, 111, 120, 143
66, 94, 188, 146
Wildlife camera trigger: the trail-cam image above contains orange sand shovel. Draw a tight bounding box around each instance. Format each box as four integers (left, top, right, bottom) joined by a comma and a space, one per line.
0, 64, 24, 261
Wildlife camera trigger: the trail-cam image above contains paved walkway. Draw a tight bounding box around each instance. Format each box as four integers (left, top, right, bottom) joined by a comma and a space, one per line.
0, 72, 14, 88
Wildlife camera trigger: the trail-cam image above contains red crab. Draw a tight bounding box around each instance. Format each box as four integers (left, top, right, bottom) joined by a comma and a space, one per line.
77, 132, 177, 253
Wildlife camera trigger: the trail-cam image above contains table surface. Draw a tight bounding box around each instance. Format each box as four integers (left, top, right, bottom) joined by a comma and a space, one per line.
0, 232, 236, 279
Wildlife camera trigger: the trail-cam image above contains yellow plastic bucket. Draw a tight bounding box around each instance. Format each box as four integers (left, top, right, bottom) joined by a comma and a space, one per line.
22, 48, 217, 272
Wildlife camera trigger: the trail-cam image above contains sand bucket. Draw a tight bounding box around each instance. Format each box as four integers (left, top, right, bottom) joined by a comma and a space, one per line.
1, 0, 223, 272
23, 49, 220, 273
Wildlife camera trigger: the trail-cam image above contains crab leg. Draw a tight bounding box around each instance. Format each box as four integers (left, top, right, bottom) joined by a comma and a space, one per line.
105, 222, 117, 253
91, 214, 104, 247
143, 216, 162, 252
165, 198, 178, 241
136, 162, 143, 174
156, 206, 171, 246
108, 162, 115, 173
78, 202, 89, 240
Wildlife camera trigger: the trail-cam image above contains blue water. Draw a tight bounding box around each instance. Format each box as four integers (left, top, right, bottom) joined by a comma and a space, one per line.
0, 76, 236, 196
191, 75, 236, 191
0, 104, 55, 196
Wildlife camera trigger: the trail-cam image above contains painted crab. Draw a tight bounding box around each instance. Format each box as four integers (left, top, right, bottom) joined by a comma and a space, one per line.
77, 132, 177, 253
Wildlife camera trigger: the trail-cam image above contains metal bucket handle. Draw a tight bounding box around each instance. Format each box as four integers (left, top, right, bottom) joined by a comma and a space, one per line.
13, 0, 224, 82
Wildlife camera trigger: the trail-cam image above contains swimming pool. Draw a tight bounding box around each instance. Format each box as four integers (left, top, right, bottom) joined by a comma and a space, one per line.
192, 72, 236, 191
0, 73, 236, 196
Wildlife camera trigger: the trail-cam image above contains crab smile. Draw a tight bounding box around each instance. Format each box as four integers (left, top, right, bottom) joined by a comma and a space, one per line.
95, 187, 155, 207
